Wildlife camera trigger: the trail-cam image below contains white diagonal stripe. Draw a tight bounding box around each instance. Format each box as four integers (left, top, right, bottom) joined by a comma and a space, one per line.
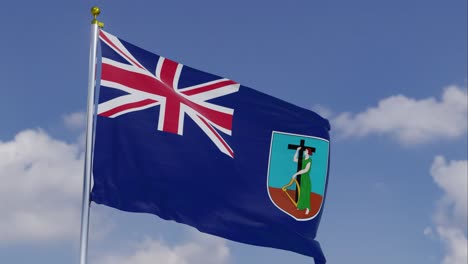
108, 101, 161, 118
101, 80, 166, 102
183, 105, 233, 157
102, 58, 153, 78
177, 78, 231, 93
207, 119, 232, 136
180, 93, 234, 115
155, 56, 164, 81
178, 103, 185, 135
188, 106, 232, 136
98, 94, 147, 114
173, 64, 183, 90
100, 30, 145, 70
157, 103, 166, 132
186, 84, 240, 102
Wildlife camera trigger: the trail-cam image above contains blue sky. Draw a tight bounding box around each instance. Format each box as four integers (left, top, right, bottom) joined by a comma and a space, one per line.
0, 1, 466, 264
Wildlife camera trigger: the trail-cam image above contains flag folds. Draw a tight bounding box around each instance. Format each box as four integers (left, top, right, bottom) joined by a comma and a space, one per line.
92, 30, 331, 264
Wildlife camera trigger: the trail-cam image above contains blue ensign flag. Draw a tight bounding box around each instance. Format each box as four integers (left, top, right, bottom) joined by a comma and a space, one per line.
92, 30, 331, 264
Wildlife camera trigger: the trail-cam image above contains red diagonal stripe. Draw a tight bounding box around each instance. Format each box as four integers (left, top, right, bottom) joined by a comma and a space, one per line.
99, 31, 144, 70
181, 80, 237, 96
198, 114, 234, 158
99, 99, 157, 117
184, 101, 233, 131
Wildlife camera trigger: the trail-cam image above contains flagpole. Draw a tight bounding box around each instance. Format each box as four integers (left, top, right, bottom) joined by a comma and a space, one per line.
79, 6, 103, 264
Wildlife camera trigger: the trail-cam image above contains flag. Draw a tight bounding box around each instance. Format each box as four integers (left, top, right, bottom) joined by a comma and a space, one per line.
92, 29, 331, 264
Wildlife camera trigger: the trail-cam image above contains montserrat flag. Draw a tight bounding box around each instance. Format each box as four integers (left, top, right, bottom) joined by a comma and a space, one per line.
92, 29, 331, 264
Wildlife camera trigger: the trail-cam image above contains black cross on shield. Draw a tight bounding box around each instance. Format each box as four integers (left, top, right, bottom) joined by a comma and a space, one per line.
287, 139, 316, 202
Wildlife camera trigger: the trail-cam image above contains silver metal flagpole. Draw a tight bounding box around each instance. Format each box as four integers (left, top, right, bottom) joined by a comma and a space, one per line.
79, 6, 103, 264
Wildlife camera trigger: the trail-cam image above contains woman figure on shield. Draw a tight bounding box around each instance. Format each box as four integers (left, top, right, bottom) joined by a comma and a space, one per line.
291, 147, 312, 215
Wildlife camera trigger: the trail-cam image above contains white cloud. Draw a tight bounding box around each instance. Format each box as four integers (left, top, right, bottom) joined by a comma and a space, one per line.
96, 232, 230, 264
63, 111, 87, 149
431, 156, 468, 226
430, 156, 467, 264
0, 129, 84, 243
312, 104, 333, 119
437, 227, 468, 264
333, 85, 467, 144
63, 111, 86, 130
424, 227, 434, 238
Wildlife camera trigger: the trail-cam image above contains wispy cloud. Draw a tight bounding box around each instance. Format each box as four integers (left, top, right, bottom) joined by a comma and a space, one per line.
312, 104, 334, 119
63, 111, 86, 148
430, 156, 467, 264
63, 111, 86, 131
333, 85, 467, 144
95, 232, 230, 264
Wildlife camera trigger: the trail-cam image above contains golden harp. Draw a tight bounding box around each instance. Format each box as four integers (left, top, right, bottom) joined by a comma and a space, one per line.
281, 178, 301, 207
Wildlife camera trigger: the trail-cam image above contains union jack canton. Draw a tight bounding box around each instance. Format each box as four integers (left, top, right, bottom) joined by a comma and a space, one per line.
98, 30, 240, 158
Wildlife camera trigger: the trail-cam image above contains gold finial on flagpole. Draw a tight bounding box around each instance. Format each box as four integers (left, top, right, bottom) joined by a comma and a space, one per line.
91, 6, 104, 28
